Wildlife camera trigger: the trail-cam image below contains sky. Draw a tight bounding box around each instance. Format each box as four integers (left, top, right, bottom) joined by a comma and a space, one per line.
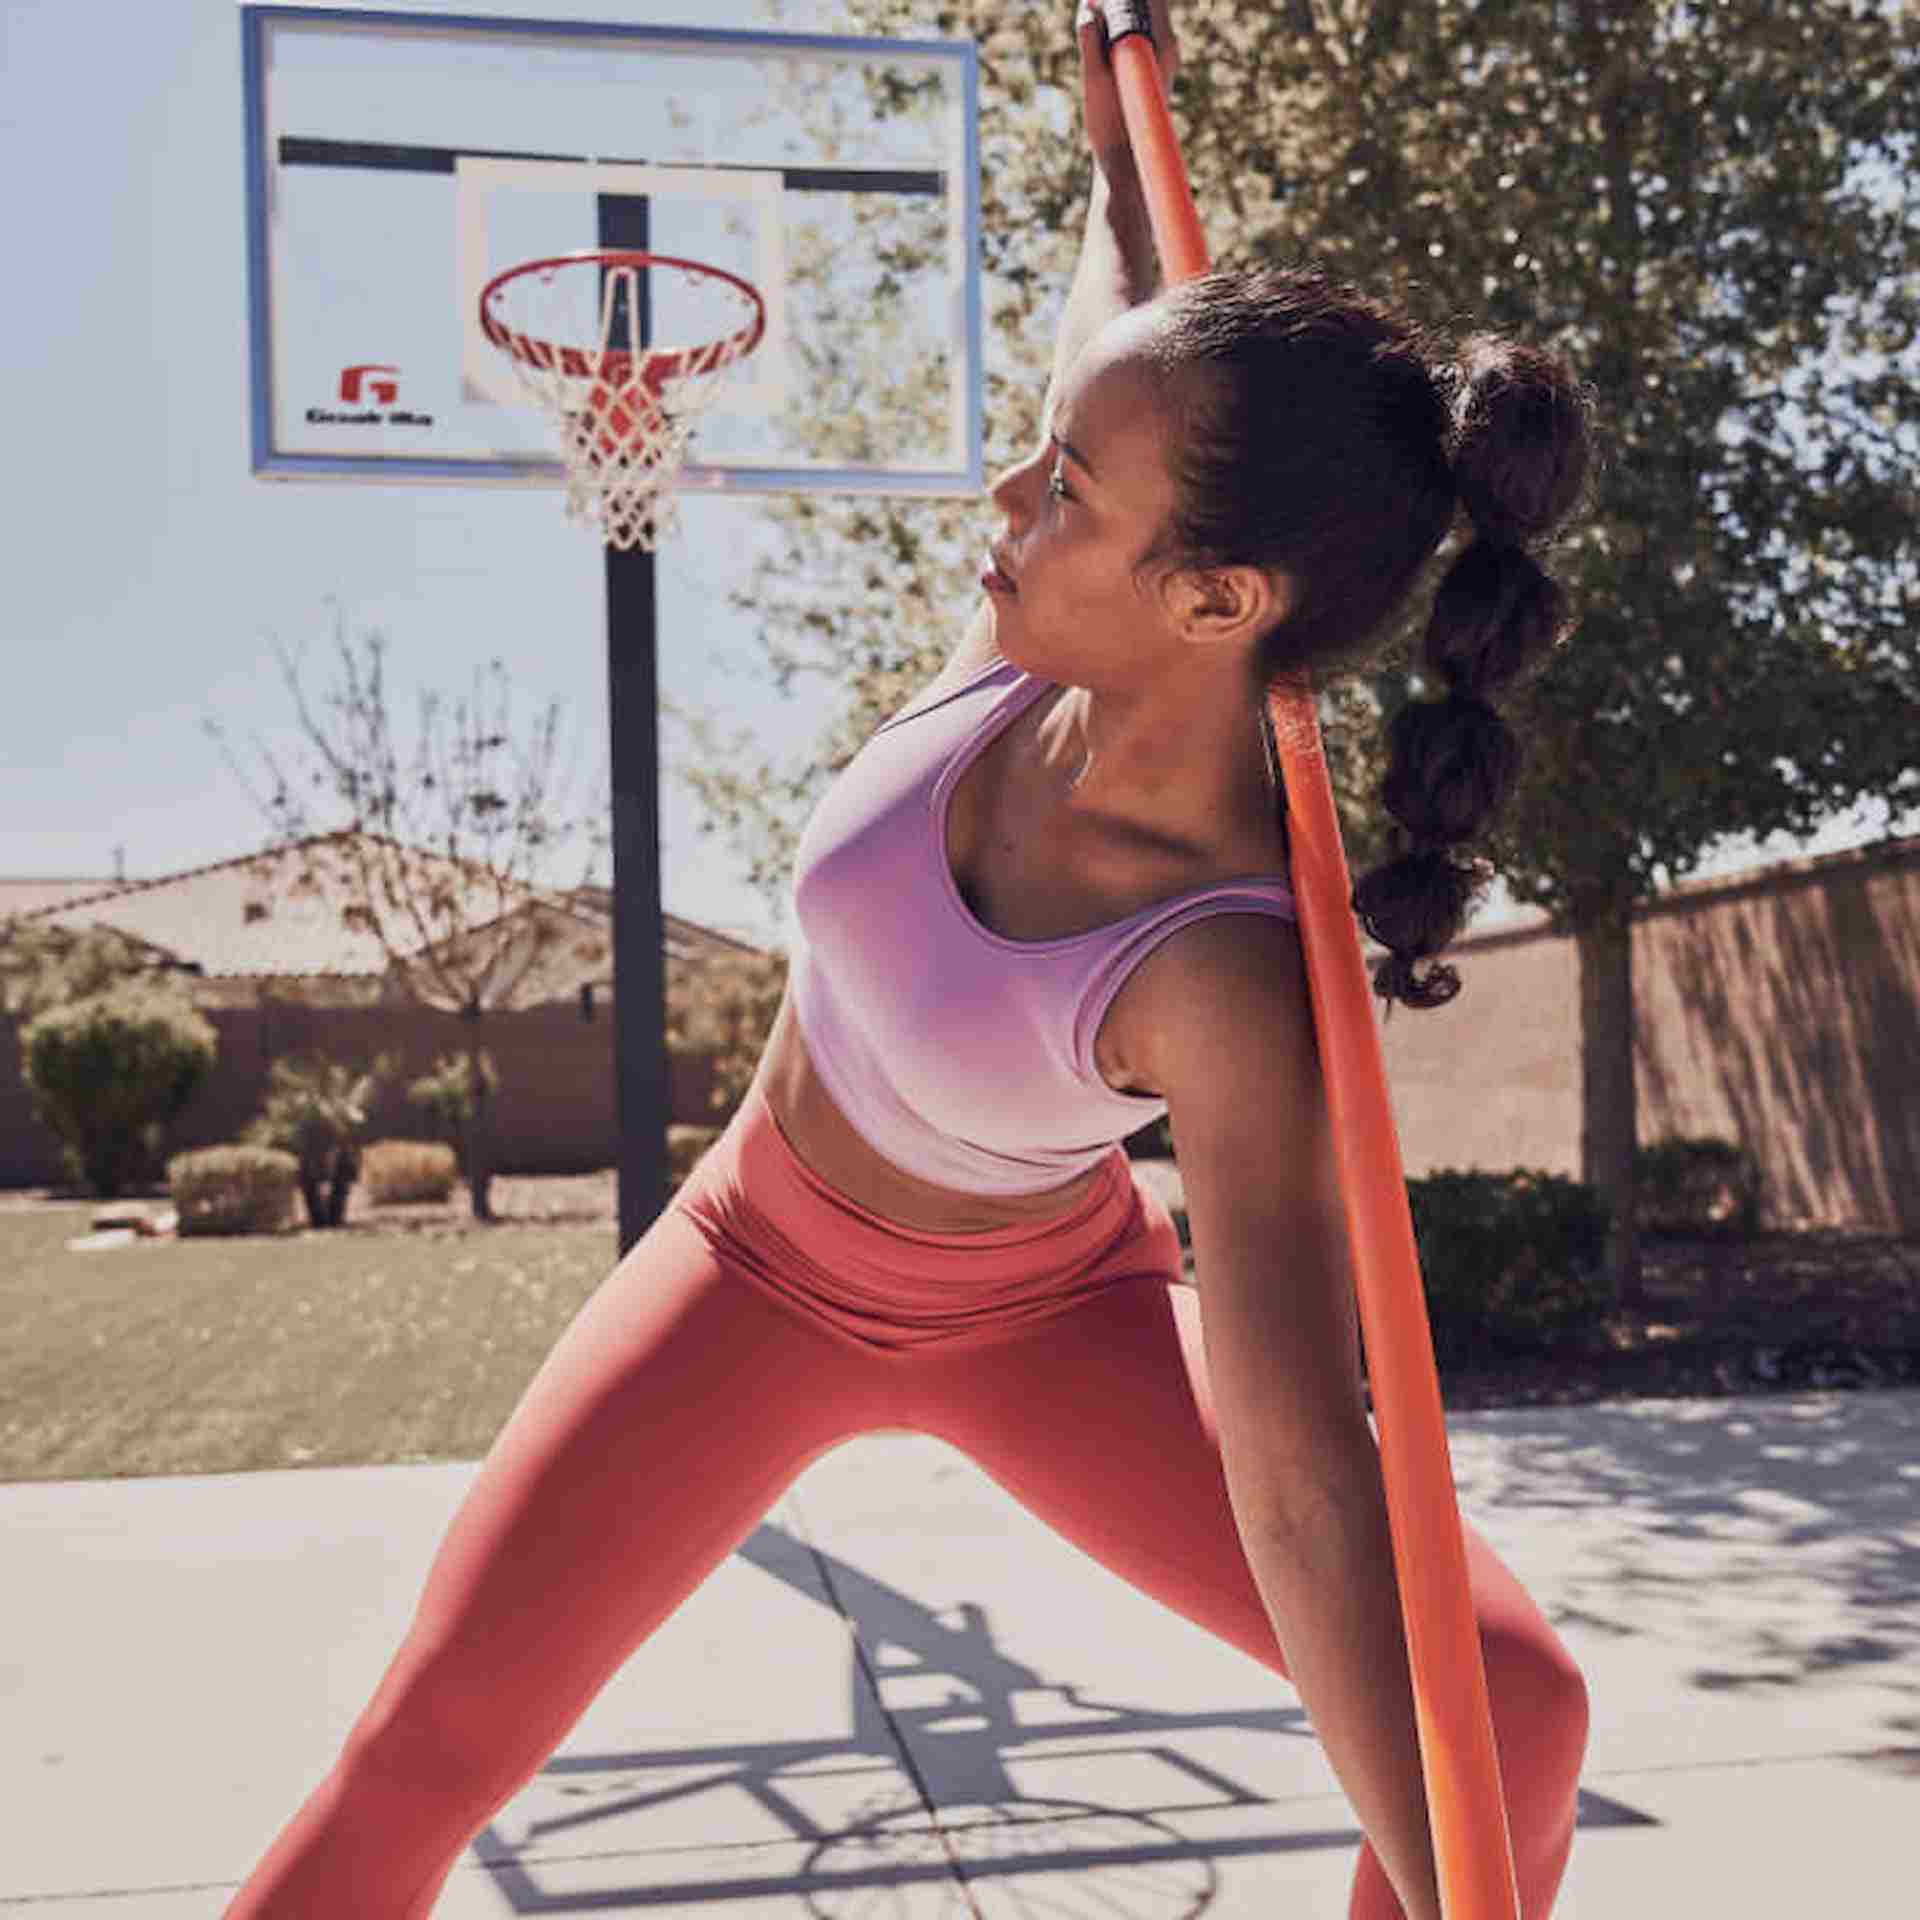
2, 0, 863, 949
3, 0, 1912, 954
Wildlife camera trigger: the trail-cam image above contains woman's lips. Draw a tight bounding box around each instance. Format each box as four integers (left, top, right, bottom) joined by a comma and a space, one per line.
982, 550, 1017, 595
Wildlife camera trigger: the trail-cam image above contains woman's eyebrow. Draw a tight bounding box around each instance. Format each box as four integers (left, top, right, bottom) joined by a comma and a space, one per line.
1050, 430, 1097, 480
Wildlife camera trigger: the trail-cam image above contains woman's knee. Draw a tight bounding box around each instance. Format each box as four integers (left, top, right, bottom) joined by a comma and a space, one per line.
1482, 1614, 1590, 1787
335, 1637, 551, 1828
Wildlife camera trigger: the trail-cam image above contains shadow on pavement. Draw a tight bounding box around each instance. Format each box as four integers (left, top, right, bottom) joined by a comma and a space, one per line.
471, 1520, 1652, 1915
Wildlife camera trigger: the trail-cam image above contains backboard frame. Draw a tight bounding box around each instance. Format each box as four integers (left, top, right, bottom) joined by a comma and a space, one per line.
240, 5, 985, 497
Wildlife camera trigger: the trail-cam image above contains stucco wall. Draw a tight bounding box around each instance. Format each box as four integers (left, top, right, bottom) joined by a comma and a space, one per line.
1377, 837, 1920, 1232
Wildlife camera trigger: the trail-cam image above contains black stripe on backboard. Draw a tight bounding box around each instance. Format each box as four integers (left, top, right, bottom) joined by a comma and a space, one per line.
277, 137, 943, 196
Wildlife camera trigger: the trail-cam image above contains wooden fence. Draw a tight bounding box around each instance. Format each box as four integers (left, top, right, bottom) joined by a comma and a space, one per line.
1378, 835, 1920, 1232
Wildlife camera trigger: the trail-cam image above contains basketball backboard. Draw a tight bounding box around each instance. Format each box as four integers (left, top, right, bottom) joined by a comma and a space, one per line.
240, 6, 983, 496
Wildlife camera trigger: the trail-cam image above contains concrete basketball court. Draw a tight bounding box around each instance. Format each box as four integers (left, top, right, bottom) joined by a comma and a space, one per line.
5, 1388, 1915, 1916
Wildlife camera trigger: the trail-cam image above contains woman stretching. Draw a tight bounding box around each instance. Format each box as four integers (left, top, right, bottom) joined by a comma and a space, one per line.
227, 6, 1594, 1916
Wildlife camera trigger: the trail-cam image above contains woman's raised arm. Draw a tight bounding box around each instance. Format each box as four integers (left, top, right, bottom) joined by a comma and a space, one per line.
1041, 2, 1181, 426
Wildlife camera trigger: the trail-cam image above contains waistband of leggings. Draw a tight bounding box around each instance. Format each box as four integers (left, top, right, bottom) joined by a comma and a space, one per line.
692, 1078, 1140, 1265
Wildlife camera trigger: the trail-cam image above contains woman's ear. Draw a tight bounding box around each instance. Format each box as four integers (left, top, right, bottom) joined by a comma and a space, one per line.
1163, 564, 1291, 651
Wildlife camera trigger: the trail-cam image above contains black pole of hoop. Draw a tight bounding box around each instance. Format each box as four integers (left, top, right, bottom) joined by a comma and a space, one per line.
599, 191, 669, 1254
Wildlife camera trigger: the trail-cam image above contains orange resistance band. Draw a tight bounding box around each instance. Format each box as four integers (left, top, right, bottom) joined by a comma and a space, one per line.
1107, 21, 1521, 1920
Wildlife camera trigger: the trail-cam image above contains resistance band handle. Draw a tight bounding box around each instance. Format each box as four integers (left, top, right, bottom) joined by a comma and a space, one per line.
1096, 0, 1156, 43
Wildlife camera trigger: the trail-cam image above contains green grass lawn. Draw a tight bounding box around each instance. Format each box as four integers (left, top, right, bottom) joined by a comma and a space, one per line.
0, 1210, 619, 1482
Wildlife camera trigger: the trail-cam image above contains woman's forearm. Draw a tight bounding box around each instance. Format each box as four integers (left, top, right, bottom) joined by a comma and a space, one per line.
1044, 167, 1162, 422
1235, 1443, 1446, 1920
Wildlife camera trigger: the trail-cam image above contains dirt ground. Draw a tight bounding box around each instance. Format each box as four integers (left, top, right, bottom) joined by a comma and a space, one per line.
1439, 1223, 1920, 1409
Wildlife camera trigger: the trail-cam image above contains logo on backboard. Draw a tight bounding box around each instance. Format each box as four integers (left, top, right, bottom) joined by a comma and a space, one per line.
339, 364, 399, 405
307, 364, 434, 428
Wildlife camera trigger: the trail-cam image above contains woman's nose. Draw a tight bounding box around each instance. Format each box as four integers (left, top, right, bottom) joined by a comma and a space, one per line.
989, 447, 1042, 521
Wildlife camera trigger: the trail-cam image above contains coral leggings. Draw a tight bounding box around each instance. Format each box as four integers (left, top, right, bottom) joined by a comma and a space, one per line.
226, 1083, 1587, 1918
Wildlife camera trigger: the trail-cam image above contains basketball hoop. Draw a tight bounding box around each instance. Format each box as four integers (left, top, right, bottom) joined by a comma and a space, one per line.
479, 250, 766, 552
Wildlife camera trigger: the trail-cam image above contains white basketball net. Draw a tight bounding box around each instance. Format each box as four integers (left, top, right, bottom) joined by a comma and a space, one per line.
482, 255, 762, 553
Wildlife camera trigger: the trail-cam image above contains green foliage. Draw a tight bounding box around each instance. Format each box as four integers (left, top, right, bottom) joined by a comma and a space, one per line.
1407, 1168, 1614, 1364
407, 1050, 499, 1139
20, 989, 217, 1197
795, 0, 1919, 935
690, 0, 1915, 1295
245, 1053, 394, 1229
407, 1048, 501, 1219
1, 922, 193, 1022
1635, 1135, 1764, 1236
361, 1138, 460, 1205
168, 1143, 301, 1237
667, 1123, 724, 1194
665, 950, 789, 1114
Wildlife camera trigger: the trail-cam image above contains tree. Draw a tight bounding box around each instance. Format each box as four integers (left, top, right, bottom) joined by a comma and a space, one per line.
22, 988, 218, 1198
245, 1053, 394, 1229
208, 608, 610, 1221
665, 947, 790, 1117
406, 1050, 501, 1219
1, 922, 195, 1021
688, 0, 1918, 1301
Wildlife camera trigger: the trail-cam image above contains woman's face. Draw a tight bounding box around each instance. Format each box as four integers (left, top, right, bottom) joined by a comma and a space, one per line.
983, 314, 1187, 686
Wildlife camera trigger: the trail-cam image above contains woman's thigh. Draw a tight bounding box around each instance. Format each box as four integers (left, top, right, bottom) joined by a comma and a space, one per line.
225, 1198, 901, 1919
911, 1273, 1585, 1730
907, 1275, 1588, 1916
348, 1202, 896, 1785
909, 1276, 1284, 1662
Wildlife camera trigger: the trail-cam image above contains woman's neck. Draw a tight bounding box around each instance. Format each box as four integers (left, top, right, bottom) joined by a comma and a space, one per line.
1037, 665, 1277, 855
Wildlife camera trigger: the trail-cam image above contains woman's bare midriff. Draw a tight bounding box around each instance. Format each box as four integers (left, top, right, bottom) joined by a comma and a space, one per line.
753, 996, 1111, 1235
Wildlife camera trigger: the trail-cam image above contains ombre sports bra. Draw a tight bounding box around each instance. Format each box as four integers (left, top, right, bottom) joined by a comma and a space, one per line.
787, 656, 1299, 1196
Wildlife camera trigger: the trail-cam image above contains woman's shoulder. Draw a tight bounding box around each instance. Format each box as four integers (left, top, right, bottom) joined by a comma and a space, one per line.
1101, 905, 1314, 1112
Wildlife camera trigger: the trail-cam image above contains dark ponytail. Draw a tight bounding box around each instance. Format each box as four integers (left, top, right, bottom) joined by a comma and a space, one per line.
1350, 339, 1591, 1013
1140, 276, 1592, 1012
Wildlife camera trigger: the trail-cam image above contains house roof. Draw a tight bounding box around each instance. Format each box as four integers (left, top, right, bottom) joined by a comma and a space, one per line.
0, 877, 130, 921
561, 886, 767, 970
9, 837, 765, 986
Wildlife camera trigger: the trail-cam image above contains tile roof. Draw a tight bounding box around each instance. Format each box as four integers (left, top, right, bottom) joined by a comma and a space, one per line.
0, 878, 129, 920
12, 837, 762, 988
561, 887, 767, 970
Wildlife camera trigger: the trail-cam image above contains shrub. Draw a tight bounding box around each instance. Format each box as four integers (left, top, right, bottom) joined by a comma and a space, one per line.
21, 987, 218, 1197
1636, 1136, 1763, 1235
408, 1049, 500, 1219
362, 1139, 460, 1205
1, 923, 176, 1020
169, 1144, 300, 1236
406, 1050, 499, 1139
667, 950, 788, 1116
667, 1124, 723, 1193
245, 1053, 393, 1229
1407, 1168, 1614, 1365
